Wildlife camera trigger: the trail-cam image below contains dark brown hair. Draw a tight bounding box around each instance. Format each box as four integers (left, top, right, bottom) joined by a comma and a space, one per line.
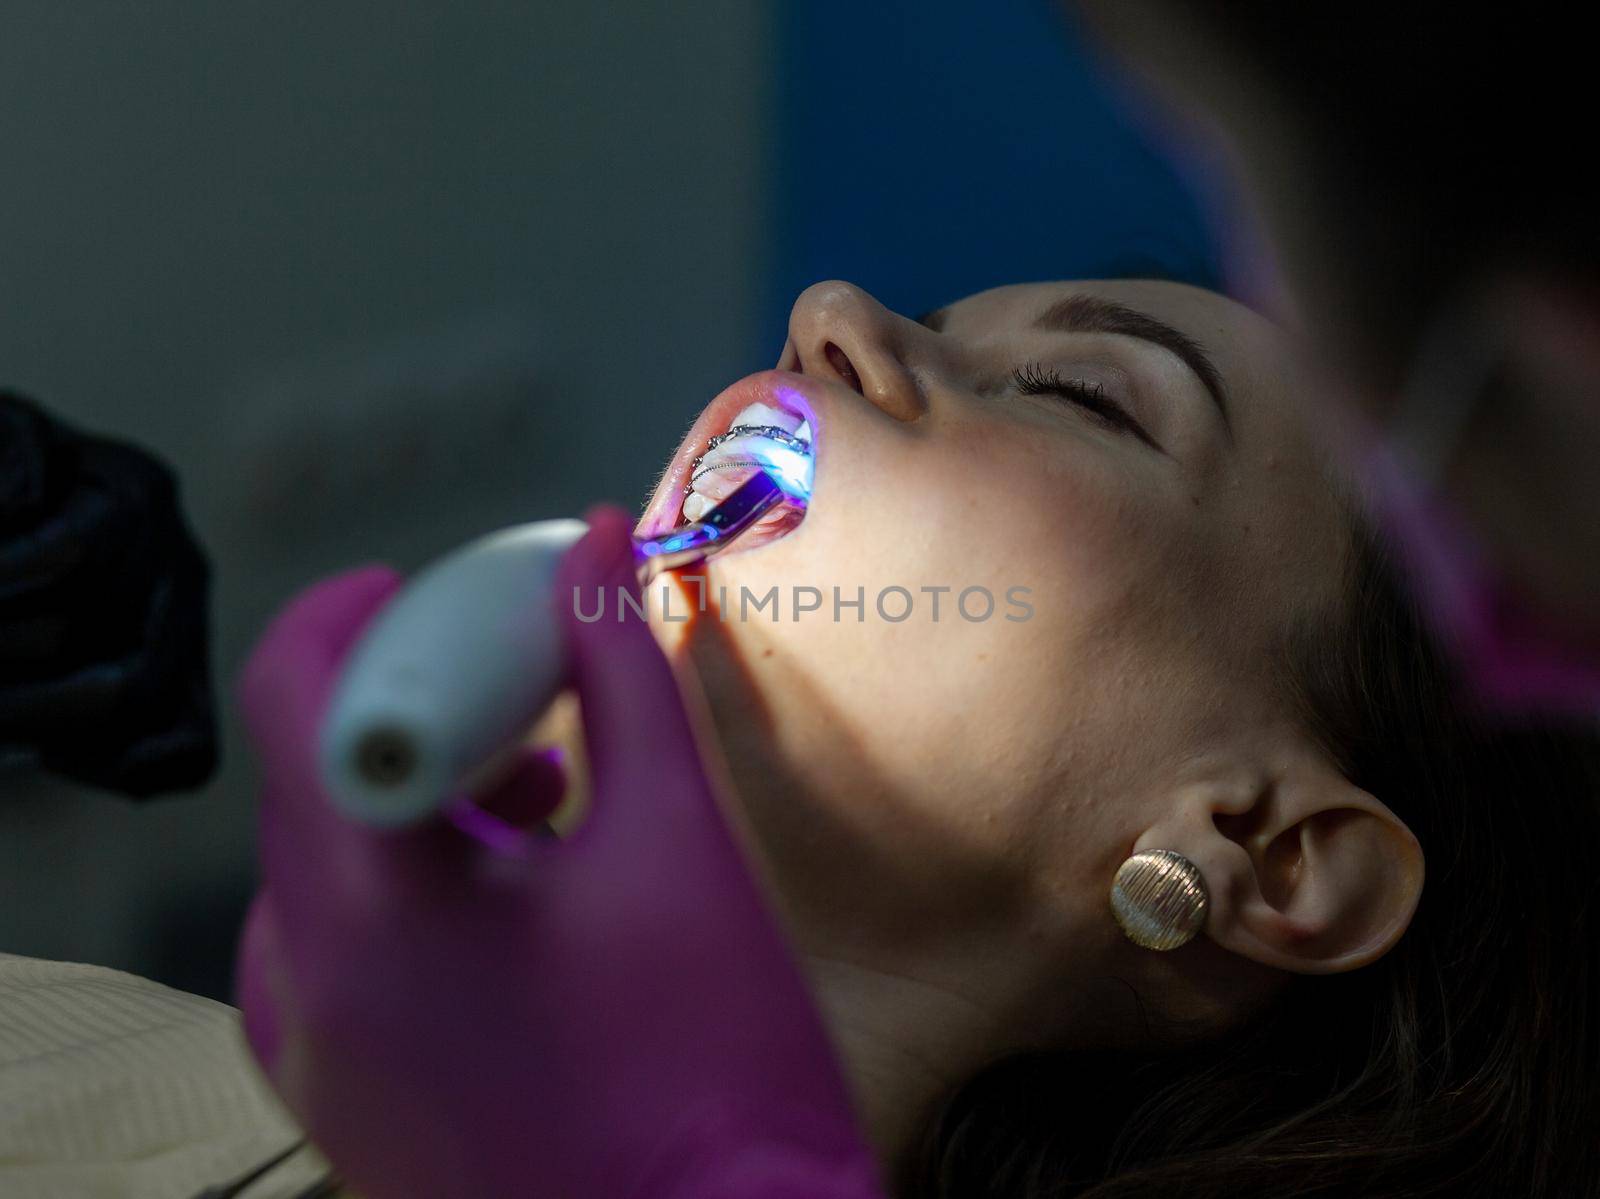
905, 518, 1600, 1196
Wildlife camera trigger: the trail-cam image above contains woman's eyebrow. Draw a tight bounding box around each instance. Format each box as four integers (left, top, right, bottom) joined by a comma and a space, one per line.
1032, 294, 1233, 438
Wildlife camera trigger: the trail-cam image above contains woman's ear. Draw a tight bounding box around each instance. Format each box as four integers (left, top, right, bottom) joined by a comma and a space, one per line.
1138, 763, 1424, 975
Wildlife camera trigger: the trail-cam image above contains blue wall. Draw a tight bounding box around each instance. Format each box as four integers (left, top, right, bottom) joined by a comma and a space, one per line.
766, 0, 1220, 333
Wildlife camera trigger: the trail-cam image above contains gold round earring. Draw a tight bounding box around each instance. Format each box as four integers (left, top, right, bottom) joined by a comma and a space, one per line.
1109, 849, 1210, 951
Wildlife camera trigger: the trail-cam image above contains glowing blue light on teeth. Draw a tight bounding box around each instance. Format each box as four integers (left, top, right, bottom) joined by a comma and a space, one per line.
748, 440, 814, 504
634, 430, 812, 574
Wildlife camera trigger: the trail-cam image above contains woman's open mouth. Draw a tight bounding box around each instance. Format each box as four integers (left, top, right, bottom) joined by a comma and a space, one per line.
639, 371, 819, 558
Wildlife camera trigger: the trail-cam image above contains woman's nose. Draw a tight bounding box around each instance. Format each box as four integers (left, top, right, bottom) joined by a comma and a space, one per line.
780, 280, 927, 422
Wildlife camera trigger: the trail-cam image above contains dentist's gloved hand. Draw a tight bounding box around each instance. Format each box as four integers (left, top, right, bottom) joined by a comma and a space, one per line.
0, 390, 217, 797
234, 506, 885, 1199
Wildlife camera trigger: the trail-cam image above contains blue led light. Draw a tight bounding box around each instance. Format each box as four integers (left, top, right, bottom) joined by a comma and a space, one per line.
748, 442, 814, 504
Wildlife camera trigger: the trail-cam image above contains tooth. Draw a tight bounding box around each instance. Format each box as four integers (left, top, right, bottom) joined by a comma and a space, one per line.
794, 419, 812, 444
728, 402, 800, 434
682, 491, 714, 522
689, 455, 761, 502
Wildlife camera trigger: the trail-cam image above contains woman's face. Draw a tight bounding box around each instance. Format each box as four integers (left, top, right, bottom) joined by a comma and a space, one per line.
638, 278, 1350, 1040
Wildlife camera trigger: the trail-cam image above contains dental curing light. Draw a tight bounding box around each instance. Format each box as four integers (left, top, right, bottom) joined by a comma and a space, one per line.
320, 462, 809, 829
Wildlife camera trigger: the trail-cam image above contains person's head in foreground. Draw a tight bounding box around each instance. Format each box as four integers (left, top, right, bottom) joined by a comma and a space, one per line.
633, 278, 1600, 1197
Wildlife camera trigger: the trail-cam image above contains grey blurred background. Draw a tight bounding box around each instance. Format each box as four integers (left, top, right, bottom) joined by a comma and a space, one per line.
0, 0, 768, 997
0, 0, 1218, 999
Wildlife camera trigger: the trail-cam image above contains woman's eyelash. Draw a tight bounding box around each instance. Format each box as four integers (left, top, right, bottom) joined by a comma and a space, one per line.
1011, 363, 1111, 412
1009, 363, 1159, 449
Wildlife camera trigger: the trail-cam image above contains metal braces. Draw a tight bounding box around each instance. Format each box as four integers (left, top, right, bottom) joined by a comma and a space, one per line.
692, 423, 811, 470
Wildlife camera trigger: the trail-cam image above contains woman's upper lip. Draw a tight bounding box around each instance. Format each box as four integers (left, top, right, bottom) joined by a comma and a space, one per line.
637, 369, 823, 538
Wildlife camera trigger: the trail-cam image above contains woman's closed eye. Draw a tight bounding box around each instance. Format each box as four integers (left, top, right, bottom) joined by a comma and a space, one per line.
1010, 363, 1162, 452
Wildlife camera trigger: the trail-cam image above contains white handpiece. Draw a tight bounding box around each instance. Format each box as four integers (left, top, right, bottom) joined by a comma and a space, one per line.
318, 473, 793, 826
319, 519, 587, 827
319, 465, 800, 828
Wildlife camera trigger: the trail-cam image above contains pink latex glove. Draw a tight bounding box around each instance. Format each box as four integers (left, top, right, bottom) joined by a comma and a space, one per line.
234, 507, 885, 1199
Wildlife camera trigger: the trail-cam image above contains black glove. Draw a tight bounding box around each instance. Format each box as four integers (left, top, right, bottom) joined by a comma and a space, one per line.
0, 390, 218, 798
